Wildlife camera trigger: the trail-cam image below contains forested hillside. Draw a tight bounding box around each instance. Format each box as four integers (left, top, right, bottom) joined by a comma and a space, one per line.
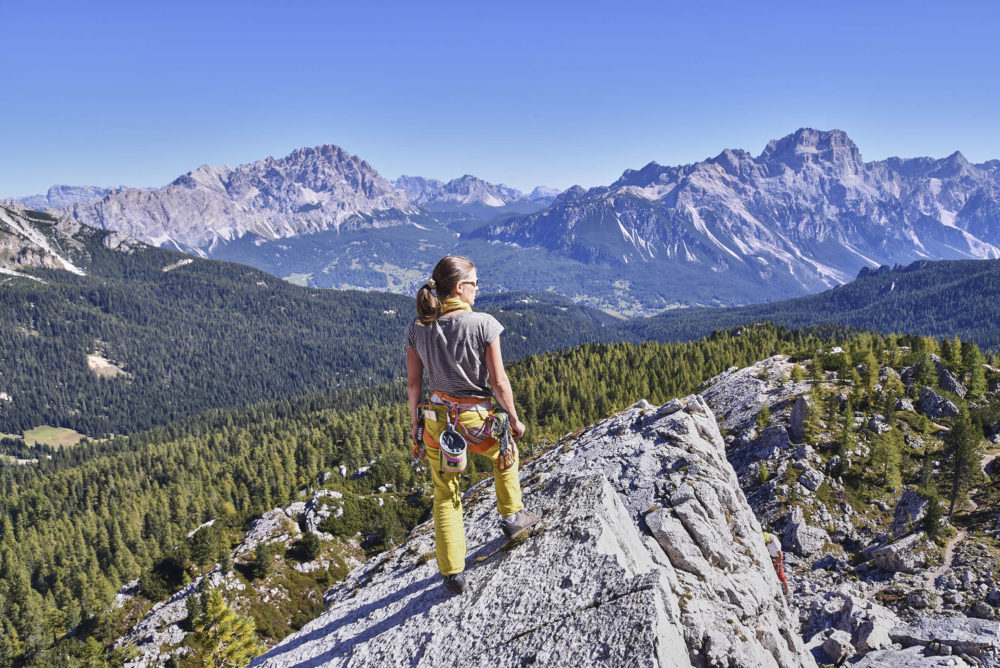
636, 259, 1000, 348
0, 323, 856, 666
0, 249, 625, 437
6, 209, 1000, 445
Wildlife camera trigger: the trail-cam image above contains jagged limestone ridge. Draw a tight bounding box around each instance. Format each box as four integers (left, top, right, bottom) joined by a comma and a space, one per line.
251, 396, 814, 668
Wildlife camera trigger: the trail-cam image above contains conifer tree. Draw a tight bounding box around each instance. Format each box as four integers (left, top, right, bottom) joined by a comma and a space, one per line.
923, 493, 945, 539
80, 636, 103, 668
861, 350, 878, 391
914, 353, 937, 389
944, 412, 984, 517
882, 367, 904, 399
870, 430, 903, 491
804, 391, 823, 445
943, 336, 962, 370
791, 364, 805, 383
809, 356, 824, 383
248, 544, 273, 580
962, 342, 987, 398
756, 403, 771, 431
836, 404, 855, 459
194, 588, 264, 667
298, 531, 321, 561
185, 594, 202, 631
919, 453, 934, 493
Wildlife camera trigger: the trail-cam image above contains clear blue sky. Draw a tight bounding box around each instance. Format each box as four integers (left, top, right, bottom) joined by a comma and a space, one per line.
2, 0, 999, 197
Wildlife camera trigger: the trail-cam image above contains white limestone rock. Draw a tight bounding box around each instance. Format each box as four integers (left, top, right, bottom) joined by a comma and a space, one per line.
872, 532, 929, 573
790, 396, 810, 443
918, 387, 960, 420
235, 509, 295, 557
851, 645, 975, 667
818, 629, 855, 663
891, 617, 1000, 659
798, 468, 824, 492
892, 490, 929, 537
784, 507, 828, 557
251, 397, 815, 667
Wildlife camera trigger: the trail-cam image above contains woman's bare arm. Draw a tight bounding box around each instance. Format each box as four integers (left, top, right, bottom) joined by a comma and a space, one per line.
406, 346, 424, 444
485, 338, 526, 438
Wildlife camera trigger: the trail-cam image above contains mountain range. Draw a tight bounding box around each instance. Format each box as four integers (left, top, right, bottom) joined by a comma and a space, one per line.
477, 129, 1000, 303
14, 128, 1000, 311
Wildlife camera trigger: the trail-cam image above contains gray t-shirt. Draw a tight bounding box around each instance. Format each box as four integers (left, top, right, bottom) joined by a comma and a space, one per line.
405, 311, 504, 399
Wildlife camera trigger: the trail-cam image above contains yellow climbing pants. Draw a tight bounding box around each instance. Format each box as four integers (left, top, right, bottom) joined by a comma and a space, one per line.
423, 404, 523, 575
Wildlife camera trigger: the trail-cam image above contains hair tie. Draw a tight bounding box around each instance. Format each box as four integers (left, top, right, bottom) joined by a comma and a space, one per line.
426, 278, 437, 291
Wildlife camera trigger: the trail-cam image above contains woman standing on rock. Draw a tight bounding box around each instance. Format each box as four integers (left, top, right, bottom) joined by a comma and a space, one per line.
406, 255, 540, 594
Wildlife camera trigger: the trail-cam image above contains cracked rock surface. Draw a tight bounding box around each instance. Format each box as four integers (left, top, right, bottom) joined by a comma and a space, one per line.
251, 396, 814, 667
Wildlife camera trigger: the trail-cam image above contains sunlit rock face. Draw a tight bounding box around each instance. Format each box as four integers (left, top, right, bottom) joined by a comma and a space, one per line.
252, 396, 815, 668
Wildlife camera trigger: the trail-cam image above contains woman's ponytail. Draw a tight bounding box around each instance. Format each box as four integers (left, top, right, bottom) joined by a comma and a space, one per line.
416, 280, 441, 325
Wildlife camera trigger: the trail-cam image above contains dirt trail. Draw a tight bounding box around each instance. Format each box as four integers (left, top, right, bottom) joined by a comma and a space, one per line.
922, 451, 995, 590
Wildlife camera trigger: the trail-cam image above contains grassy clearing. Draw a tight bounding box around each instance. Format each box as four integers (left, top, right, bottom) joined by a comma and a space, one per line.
87, 353, 130, 378
23, 426, 88, 448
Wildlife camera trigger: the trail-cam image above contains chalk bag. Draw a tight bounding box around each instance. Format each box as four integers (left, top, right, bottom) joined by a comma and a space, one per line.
439, 414, 468, 474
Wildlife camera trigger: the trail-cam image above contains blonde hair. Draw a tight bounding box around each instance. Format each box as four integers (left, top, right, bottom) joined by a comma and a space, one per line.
416, 255, 476, 324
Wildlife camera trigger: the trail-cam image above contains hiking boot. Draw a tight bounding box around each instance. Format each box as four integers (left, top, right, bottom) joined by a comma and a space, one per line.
442, 573, 468, 594
500, 509, 541, 539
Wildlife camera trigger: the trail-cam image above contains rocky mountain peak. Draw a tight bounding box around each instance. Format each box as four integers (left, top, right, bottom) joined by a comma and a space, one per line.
709, 147, 757, 178
251, 396, 814, 667
613, 160, 672, 189
552, 184, 588, 205
932, 150, 976, 179
759, 128, 863, 172
16, 184, 111, 210
527, 185, 562, 200
63, 144, 414, 250
416, 174, 525, 208
170, 164, 233, 191
392, 175, 445, 203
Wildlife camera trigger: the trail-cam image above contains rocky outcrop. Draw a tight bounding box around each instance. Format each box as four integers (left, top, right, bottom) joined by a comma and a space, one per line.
891, 618, 1000, 661
901, 355, 968, 398
917, 387, 961, 419
871, 533, 930, 574
0, 201, 97, 275
699, 356, 809, 435
783, 507, 829, 557
116, 485, 364, 667
790, 396, 810, 442
935, 361, 968, 399
867, 415, 892, 434
892, 490, 928, 537
251, 397, 815, 667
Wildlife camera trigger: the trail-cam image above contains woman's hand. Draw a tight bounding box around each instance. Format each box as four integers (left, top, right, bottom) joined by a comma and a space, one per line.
411, 422, 421, 446
510, 418, 526, 439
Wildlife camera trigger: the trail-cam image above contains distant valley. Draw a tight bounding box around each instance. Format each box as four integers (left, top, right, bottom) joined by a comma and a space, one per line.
15, 128, 1000, 313
4, 200, 1000, 441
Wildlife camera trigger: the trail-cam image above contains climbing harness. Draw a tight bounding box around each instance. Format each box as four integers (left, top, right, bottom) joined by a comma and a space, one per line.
416, 392, 516, 472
